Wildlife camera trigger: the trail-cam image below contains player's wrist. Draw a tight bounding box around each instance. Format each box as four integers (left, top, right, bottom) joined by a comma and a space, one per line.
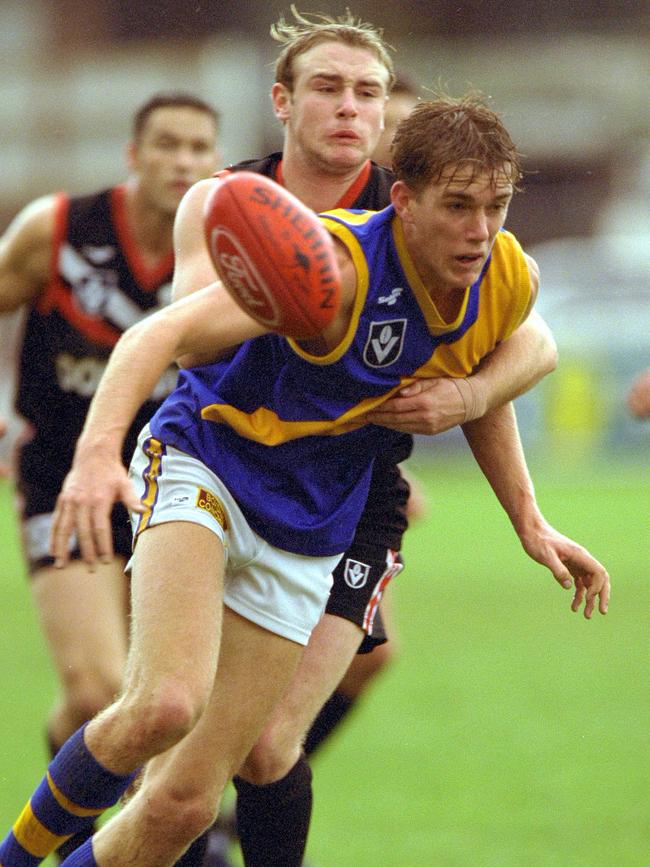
74, 427, 125, 460
510, 499, 545, 540
452, 376, 488, 423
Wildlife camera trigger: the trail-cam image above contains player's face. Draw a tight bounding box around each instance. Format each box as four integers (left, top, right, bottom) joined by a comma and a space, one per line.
274, 41, 389, 174
129, 107, 220, 214
395, 165, 514, 294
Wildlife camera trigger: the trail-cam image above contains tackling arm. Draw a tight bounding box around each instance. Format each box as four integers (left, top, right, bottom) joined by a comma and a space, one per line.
365, 254, 556, 435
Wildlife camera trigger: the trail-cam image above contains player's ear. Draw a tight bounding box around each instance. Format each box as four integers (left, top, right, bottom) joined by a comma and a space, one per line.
271, 83, 292, 123
391, 181, 415, 222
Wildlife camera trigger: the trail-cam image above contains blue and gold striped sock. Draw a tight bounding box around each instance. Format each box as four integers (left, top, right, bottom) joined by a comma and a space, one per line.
0, 724, 136, 866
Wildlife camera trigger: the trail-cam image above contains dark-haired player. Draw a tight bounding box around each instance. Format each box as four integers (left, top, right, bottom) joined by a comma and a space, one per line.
0, 91, 220, 860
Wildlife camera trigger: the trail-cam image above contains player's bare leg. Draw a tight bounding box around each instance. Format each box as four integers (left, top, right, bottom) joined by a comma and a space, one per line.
31, 559, 130, 749
228, 613, 362, 866
91, 606, 304, 865
29, 558, 130, 861
335, 587, 398, 702
82, 522, 225, 775
241, 612, 363, 784
0, 520, 226, 864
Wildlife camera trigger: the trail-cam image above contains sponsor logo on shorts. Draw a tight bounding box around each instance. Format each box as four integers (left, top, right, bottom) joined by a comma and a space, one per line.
343, 558, 371, 589
196, 487, 229, 530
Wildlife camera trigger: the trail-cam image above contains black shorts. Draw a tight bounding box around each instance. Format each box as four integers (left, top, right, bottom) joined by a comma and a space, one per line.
325, 542, 404, 654
21, 500, 133, 573
19, 437, 134, 572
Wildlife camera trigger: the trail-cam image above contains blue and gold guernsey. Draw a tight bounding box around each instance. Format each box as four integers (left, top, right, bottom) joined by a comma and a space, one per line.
149, 204, 531, 557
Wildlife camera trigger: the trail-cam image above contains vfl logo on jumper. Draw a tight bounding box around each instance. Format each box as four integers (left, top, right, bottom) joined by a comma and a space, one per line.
378, 287, 403, 306
364, 319, 406, 367
196, 487, 229, 530
344, 559, 371, 589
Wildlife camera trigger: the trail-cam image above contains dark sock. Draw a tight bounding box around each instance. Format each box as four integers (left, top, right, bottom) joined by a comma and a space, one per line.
234, 756, 312, 867
47, 733, 97, 863
172, 801, 237, 866
173, 833, 207, 866
303, 691, 354, 756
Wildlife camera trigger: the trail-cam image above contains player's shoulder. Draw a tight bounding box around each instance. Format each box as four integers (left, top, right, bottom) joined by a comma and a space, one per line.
16, 191, 64, 225
489, 229, 536, 301
2, 192, 67, 252
226, 153, 281, 178
492, 228, 527, 262
352, 162, 395, 210
176, 177, 221, 223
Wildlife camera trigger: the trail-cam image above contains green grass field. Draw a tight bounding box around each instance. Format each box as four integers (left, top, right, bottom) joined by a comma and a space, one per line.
1, 449, 649, 866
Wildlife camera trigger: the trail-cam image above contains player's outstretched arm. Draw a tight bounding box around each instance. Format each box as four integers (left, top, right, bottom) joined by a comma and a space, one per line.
462, 402, 610, 618
51, 283, 266, 569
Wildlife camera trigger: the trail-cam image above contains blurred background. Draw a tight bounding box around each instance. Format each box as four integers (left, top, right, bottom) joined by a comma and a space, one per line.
1, 3, 649, 865
1, 0, 649, 458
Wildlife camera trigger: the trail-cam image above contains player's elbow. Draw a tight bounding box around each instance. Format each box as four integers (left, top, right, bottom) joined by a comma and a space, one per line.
528, 312, 558, 379
541, 334, 559, 377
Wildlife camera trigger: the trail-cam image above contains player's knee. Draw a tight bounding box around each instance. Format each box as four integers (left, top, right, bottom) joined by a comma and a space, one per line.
60, 668, 123, 729
239, 727, 301, 785
124, 680, 207, 755
141, 781, 218, 846
365, 639, 398, 675
339, 640, 397, 698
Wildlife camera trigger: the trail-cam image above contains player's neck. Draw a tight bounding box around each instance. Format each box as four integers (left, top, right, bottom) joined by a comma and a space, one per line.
122, 181, 175, 264
279, 151, 367, 213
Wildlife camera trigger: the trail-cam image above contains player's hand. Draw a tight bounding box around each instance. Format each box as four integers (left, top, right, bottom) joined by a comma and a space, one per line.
365, 378, 467, 435
627, 368, 650, 418
51, 453, 143, 570
518, 520, 610, 619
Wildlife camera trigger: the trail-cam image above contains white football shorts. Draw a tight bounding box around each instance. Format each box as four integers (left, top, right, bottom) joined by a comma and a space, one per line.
126, 425, 339, 645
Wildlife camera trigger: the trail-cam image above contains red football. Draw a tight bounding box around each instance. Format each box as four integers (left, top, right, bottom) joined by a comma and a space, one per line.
203, 171, 341, 339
